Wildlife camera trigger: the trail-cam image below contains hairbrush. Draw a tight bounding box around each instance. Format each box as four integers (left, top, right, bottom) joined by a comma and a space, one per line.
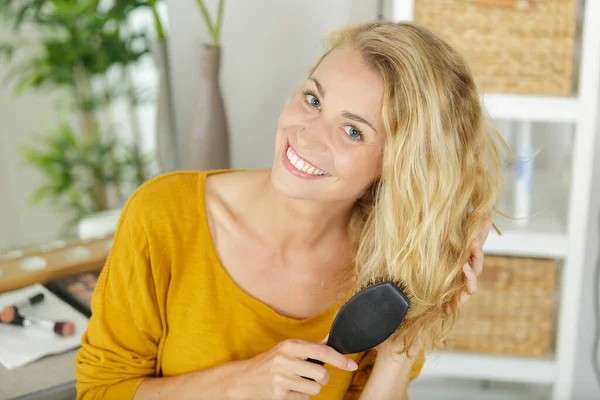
308, 280, 410, 366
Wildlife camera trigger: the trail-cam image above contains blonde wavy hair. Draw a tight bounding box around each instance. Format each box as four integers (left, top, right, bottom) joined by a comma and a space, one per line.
310, 21, 506, 355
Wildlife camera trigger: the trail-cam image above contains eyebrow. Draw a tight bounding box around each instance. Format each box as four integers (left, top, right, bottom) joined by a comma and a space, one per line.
342, 111, 377, 132
309, 77, 377, 133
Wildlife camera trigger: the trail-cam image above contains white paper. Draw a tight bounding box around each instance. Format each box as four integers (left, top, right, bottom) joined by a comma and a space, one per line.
0, 283, 89, 369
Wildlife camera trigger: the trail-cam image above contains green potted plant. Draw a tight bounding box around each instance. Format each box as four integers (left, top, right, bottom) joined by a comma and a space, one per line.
0, 0, 155, 236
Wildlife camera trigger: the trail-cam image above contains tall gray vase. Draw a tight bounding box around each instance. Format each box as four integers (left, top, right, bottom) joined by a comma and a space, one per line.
186, 45, 230, 171
152, 40, 179, 173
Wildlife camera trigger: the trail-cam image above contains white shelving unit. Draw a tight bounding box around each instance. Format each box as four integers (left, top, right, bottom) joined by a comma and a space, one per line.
480, 93, 580, 124
420, 352, 556, 385
390, 1, 600, 400
408, 377, 551, 400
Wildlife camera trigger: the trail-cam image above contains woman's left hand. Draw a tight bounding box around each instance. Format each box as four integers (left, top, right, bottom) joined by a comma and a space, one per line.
456, 217, 492, 310
357, 219, 494, 400
378, 218, 493, 353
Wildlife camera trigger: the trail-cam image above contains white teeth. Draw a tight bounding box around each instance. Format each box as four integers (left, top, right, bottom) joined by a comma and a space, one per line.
286, 146, 327, 176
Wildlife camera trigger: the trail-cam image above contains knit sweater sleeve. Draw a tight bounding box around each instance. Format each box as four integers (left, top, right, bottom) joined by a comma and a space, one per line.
75, 181, 166, 400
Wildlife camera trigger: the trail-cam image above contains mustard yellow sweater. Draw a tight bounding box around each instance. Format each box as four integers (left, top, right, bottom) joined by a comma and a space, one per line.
75, 171, 424, 399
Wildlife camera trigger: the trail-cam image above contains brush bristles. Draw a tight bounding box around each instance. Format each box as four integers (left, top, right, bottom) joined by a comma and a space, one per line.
359, 277, 412, 306
361, 277, 410, 294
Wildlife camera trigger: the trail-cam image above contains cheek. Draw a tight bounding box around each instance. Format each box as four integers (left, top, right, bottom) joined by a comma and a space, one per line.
275, 104, 295, 144
334, 145, 382, 183
278, 98, 305, 127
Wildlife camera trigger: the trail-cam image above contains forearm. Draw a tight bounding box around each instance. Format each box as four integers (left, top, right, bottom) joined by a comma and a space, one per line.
358, 350, 416, 400
133, 360, 241, 400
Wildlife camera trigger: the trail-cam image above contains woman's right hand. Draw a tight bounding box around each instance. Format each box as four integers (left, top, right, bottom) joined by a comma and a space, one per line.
225, 338, 359, 400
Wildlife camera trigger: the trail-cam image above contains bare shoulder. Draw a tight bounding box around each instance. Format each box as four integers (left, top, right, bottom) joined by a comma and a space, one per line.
205, 169, 268, 211
204, 169, 269, 241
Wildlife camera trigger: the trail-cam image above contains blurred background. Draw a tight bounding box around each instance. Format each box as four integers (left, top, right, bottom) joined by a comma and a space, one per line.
0, 0, 599, 399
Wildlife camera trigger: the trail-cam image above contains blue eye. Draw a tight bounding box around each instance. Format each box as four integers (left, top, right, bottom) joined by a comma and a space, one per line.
343, 125, 363, 140
304, 93, 321, 110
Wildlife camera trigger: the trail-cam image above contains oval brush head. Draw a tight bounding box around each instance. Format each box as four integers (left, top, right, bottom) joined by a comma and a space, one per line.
308, 280, 410, 369
327, 281, 410, 354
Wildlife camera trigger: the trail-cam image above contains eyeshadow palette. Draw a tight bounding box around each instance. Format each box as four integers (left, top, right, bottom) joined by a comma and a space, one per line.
46, 270, 101, 317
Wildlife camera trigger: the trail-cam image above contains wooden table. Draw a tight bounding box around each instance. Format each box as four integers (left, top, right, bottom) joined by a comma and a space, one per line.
0, 349, 78, 400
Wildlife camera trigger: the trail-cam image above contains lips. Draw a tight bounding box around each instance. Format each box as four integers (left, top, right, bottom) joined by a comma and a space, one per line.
285, 145, 328, 176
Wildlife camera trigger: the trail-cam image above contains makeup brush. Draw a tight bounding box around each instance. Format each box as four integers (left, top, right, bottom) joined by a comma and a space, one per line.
308, 280, 411, 367
1, 311, 76, 337
0, 292, 45, 324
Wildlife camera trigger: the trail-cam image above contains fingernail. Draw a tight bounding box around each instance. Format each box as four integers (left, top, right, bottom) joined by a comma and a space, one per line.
464, 263, 472, 271
348, 359, 358, 370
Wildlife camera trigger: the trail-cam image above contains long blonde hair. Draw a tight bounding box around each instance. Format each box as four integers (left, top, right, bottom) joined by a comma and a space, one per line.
312, 21, 505, 355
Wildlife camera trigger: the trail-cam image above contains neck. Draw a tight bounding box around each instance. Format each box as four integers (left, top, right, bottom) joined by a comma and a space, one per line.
248, 171, 356, 251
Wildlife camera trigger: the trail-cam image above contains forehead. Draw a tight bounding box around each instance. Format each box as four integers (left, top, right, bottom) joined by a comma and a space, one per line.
311, 47, 384, 127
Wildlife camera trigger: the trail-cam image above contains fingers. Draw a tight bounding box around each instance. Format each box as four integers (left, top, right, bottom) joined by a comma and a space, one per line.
286, 393, 310, 400
285, 357, 330, 385
463, 263, 478, 295
480, 218, 492, 244
456, 264, 477, 310
283, 340, 358, 371
470, 220, 490, 277
471, 218, 492, 260
455, 260, 480, 311
284, 374, 323, 397
470, 242, 485, 277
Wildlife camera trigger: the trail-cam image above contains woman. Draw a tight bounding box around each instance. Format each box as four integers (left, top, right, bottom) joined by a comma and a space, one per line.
75, 20, 502, 399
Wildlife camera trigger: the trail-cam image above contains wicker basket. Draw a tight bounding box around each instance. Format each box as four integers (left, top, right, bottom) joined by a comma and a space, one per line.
446, 255, 557, 357
413, 0, 578, 96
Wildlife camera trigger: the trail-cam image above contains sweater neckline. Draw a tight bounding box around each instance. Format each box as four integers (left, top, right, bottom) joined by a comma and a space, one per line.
197, 169, 342, 326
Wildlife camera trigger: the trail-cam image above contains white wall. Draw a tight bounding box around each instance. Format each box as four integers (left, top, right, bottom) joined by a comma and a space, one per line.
0, 89, 71, 250
166, 0, 379, 169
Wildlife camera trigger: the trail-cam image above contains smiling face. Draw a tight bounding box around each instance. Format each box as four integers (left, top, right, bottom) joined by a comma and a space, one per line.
271, 46, 386, 203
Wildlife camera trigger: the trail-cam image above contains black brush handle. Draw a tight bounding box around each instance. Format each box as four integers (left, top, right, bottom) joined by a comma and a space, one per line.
302, 358, 325, 381
307, 336, 333, 367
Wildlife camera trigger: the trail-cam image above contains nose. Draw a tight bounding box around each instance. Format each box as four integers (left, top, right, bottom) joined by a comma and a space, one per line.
296, 119, 330, 154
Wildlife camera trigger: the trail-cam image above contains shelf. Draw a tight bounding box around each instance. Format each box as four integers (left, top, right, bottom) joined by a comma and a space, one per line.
485, 168, 569, 258
420, 352, 556, 385
481, 93, 580, 123
484, 211, 567, 258
409, 377, 550, 400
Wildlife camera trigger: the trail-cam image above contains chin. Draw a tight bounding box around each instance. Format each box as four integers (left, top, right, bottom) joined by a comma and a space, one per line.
270, 165, 323, 201
270, 141, 331, 201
